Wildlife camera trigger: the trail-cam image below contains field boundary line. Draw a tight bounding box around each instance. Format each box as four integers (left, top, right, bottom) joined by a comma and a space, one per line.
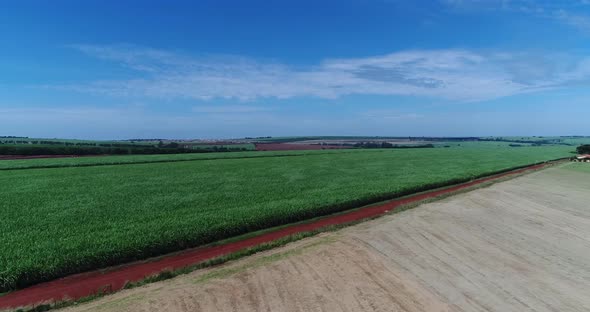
0, 149, 392, 171
0, 159, 564, 311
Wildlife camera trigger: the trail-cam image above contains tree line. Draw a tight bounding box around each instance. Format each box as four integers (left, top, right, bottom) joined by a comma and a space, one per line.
0, 140, 150, 148
578, 145, 590, 154
0, 145, 210, 156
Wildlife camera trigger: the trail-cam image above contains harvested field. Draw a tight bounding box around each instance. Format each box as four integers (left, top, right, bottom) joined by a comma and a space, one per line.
62, 163, 590, 312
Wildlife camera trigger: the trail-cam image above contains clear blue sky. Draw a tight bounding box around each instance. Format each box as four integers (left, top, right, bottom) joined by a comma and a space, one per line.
1, 0, 589, 139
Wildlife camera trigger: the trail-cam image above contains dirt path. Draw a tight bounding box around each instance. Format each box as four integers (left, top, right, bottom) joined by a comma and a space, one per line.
60, 164, 590, 312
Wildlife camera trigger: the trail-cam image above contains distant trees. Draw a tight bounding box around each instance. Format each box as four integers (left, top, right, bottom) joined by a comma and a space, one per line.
164, 142, 179, 148
0, 138, 252, 156
577, 145, 590, 154
480, 137, 561, 145
0, 142, 251, 156
0, 145, 208, 156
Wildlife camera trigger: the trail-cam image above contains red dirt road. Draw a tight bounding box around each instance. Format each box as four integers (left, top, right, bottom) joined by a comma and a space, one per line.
0, 163, 547, 310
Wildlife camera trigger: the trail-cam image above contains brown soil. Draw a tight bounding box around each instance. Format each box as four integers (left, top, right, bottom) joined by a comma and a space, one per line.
62, 164, 590, 312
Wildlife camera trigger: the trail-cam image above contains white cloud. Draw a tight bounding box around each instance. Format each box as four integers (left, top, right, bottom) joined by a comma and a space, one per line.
361, 110, 424, 121
192, 105, 270, 113
53, 45, 590, 102
441, 0, 590, 33
554, 9, 590, 32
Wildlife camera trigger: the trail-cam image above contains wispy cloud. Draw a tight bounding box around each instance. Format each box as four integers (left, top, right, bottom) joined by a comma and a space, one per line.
361, 110, 424, 121
52, 44, 590, 102
554, 9, 590, 32
192, 105, 271, 114
441, 0, 590, 33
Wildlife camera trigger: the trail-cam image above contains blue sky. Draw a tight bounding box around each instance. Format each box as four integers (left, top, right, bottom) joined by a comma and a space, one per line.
1, 0, 589, 139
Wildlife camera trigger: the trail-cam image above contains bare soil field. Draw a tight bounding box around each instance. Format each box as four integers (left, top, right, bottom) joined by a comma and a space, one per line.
62, 163, 590, 312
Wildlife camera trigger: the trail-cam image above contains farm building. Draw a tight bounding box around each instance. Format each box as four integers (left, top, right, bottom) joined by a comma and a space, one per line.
573, 154, 590, 162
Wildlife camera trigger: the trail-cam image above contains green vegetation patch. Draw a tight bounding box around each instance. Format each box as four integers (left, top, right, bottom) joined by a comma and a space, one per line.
0, 149, 369, 170
0, 146, 572, 292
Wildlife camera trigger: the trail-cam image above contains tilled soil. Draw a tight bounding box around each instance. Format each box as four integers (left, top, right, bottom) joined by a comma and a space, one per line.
63, 164, 590, 312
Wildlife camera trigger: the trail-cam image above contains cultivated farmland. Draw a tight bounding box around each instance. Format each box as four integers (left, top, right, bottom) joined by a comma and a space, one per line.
61, 163, 590, 312
0, 146, 572, 292
0, 149, 351, 170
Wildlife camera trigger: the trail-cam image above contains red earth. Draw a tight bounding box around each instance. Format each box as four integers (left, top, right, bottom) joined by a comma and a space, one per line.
255, 143, 351, 151
0, 163, 548, 310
